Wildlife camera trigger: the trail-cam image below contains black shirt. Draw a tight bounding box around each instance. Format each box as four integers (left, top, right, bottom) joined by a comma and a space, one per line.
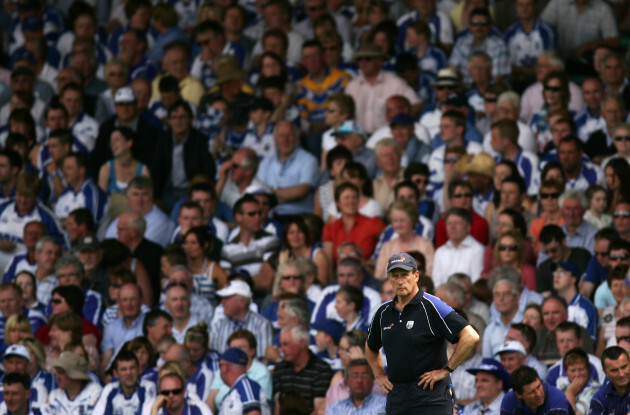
367, 289, 469, 383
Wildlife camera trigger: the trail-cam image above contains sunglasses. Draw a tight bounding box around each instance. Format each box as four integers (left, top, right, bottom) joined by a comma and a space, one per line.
615, 135, 630, 142
245, 210, 262, 217
498, 244, 518, 252
614, 211, 630, 218
452, 193, 472, 199
435, 85, 454, 91
470, 20, 489, 26
110, 283, 122, 288
540, 192, 560, 199
610, 253, 629, 260
281, 275, 302, 281
51, 298, 65, 305
160, 388, 183, 396
544, 86, 562, 92
484, 97, 497, 103
444, 157, 460, 164
197, 40, 211, 46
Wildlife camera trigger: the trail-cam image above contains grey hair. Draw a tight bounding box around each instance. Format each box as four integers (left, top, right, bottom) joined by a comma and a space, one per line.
447, 273, 472, 288
600, 95, 626, 112
337, 241, 363, 259
468, 51, 491, 67
127, 176, 154, 195
539, 50, 564, 70
600, 52, 624, 73
279, 298, 310, 325
435, 282, 466, 307
169, 264, 193, 282
35, 236, 61, 252
498, 91, 521, 113
559, 189, 588, 210
374, 138, 402, 158
490, 266, 522, 292
272, 260, 305, 298
282, 323, 310, 345
127, 213, 147, 234
55, 252, 85, 277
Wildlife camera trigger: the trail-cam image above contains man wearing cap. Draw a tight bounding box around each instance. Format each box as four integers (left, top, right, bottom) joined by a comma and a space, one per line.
419, 68, 463, 138
218, 347, 270, 415
328, 358, 386, 414
500, 366, 572, 415
366, 252, 479, 414
209, 280, 272, 358
58, 82, 99, 152
448, 8, 510, 85
48, 352, 102, 414
552, 261, 598, 341
331, 120, 377, 179
495, 341, 530, 376
94, 350, 157, 415
55, 152, 108, 225
312, 319, 344, 370
345, 43, 421, 135
490, 119, 540, 197
463, 358, 509, 415
0, 345, 49, 408
91, 86, 166, 180
389, 114, 432, 168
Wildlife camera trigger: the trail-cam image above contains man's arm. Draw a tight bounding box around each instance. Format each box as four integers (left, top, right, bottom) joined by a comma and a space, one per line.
365, 344, 393, 393
418, 325, 479, 390
274, 183, 312, 205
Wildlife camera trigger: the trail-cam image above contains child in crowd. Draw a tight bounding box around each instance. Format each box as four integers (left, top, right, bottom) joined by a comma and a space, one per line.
584, 185, 612, 229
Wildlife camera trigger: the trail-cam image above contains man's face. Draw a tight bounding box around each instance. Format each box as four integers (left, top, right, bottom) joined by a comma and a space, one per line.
602, 56, 625, 85
224, 7, 245, 33
59, 89, 82, 118
475, 372, 503, 401
516, 379, 545, 411
178, 207, 203, 234
115, 359, 140, 391
3, 382, 30, 414
387, 269, 420, 298
304, 0, 326, 20
115, 102, 137, 124
0, 288, 22, 318
11, 74, 34, 93
468, 56, 491, 85
45, 109, 68, 131
555, 329, 581, 356
582, 79, 604, 110
450, 185, 473, 210
497, 101, 519, 121
613, 128, 630, 156
0, 155, 16, 184
396, 186, 419, 206
335, 133, 362, 154
301, 45, 324, 76
505, 328, 528, 352
490, 128, 507, 153
542, 299, 568, 331
439, 117, 461, 143
469, 13, 491, 41
165, 286, 190, 319
236, 201, 263, 233
446, 214, 470, 244
127, 186, 153, 214
515, 0, 535, 20
499, 351, 525, 374
119, 285, 141, 319
167, 106, 192, 137
604, 353, 630, 391
391, 124, 413, 149
159, 376, 186, 413
357, 56, 382, 78
221, 295, 245, 319
57, 265, 82, 288
48, 137, 70, 163
23, 223, 45, 249
558, 141, 582, 173
552, 267, 576, 293
608, 249, 630, 269
500, 182, 522, 210
117, 215, 140, 247
540, 239, 564, 263
602, 99, 624, 129
336, 264, 363, 287
119, 31, 139, 62
613, 203, 630, 235
190, 190, 214, 222
35, 241, 61, 273
62, 156, 82, 185
385, 98, 407, 122
230, 151, 254, 184
280, 330, 303, 364
493, 281, 519, 315
16, 192, 36, 216
162, 48, 188, 81
148, 316, 173, 343
74, 15, 96, 38
561, 198, 585, 229
274, 122, 297, 159
376, 145, 401, 175
263, 4, 285, 29
346, 364, 374, 401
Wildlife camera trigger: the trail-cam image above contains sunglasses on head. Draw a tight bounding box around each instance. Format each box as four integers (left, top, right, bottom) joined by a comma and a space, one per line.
610, 253, 629, 260
160, 388, 183, 397
498, 244, 518, 252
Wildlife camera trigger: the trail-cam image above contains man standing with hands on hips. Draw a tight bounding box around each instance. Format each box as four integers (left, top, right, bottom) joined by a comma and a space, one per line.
366, 252, 480, 414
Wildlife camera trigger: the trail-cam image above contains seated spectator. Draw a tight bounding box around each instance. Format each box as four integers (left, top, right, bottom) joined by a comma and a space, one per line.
48, 350, 103, 412
0, 283, 46, 355
505, 323, 548, 380
449, 273, 491, 324
529, 180, 565, 253
216, 347, 270, 414
331, 120, 377, 179
126, 336, 159, 384
164, 342, 213, 402
590, 346, 630, 415
327, 358, 386, 414
145, 361, 212, 414
182, 226, 228, 305
216, 148, 266, 210
2, 221, 46, 285
594, 247, 630, 312
324, 162, 384, 222
462, 358, 509, 415
598, 268, 630, 353
552, 262, 598, 341
560, 348, 601, 415
142, 309, 174, 352
164, 283, 207, 344
500, 366, 573, 415
487, 230, 536, 290
583, 185, 612, 230
311, 319, 344, 371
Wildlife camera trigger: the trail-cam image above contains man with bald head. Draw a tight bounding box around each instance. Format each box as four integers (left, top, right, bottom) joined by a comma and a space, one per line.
100, 283, 146, 375
164, 343, 213, 401
575, 77, 605, 142
116, 210, 162, 303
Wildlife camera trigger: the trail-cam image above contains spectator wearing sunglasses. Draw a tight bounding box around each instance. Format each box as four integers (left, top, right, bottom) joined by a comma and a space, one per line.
579, 227, 620, 300
593, 241, 630, 312
612, 200, 630, 243
529, 180, 565, 253
147, 361, 212, 415
601, 124, 630, 170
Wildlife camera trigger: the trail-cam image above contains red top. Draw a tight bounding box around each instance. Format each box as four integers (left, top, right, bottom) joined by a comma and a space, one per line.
35, 319, 102, 349
323, 214, 386, 263
435, 210, 490, 248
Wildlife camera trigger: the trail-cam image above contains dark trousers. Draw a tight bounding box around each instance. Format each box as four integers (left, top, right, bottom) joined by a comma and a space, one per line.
386, 378, 453, 415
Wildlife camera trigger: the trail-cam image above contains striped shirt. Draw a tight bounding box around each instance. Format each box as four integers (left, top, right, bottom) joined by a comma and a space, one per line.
327, 393, 386, 415
219, 374, 270, 415
54, 178, 109, 224
209, 311, 273, 358
93, 379, 156, 415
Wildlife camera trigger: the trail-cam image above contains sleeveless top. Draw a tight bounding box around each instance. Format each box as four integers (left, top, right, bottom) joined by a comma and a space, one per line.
107, 159, 145, 195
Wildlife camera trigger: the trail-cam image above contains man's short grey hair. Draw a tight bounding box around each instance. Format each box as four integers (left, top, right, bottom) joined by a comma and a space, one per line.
282, 324, 310, 345
236, 147, 259, 172
344, 358, 373, 378
559, 189, 588, 210
600, 95, 626, 112
490, 266, 522, 292
337, 241, 363, 259
127, 213, 147, 234
35, 236, 61, 252
601, 52, 624, 73
374, 138, 402, 158
55, 252, 85, 277
279, 298, 310, 325
448, 273, 472, 288
539, 50, 564, 70
468, 51, 491, 67
498, 91, 521, 113
435, 282, 465, 308
127, 176, 154, 195
169, 264, 193, 282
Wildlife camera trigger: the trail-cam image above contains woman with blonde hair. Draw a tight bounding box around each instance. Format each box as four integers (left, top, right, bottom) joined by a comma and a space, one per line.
4, 314, 32, 347
184, 321, 217, 371
19, 337, 55, 393
491, 230, 536, 290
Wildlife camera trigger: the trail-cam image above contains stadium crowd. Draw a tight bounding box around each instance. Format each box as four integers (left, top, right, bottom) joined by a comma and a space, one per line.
0, 0, 630, 412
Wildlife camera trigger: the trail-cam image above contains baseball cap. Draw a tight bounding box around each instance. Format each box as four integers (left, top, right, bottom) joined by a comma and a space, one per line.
216, 280, 252, 299
495, 340, 527, 356
332, 120, 365, 137
444, 92, 468, 108
389, 113, 414, 127
53, 352, 91, 381
312, 319, 345, 342
386, 252, 417, 273
21, 16, 43, 32
10, 49, 36, 69
228, 267, 252, 281
4, 345, 30, 361
114, 87, 137, 104
76, 235, 100, 252
466, 358, 510, 391
220, 347, 249, 366
550, 261, 582, 279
